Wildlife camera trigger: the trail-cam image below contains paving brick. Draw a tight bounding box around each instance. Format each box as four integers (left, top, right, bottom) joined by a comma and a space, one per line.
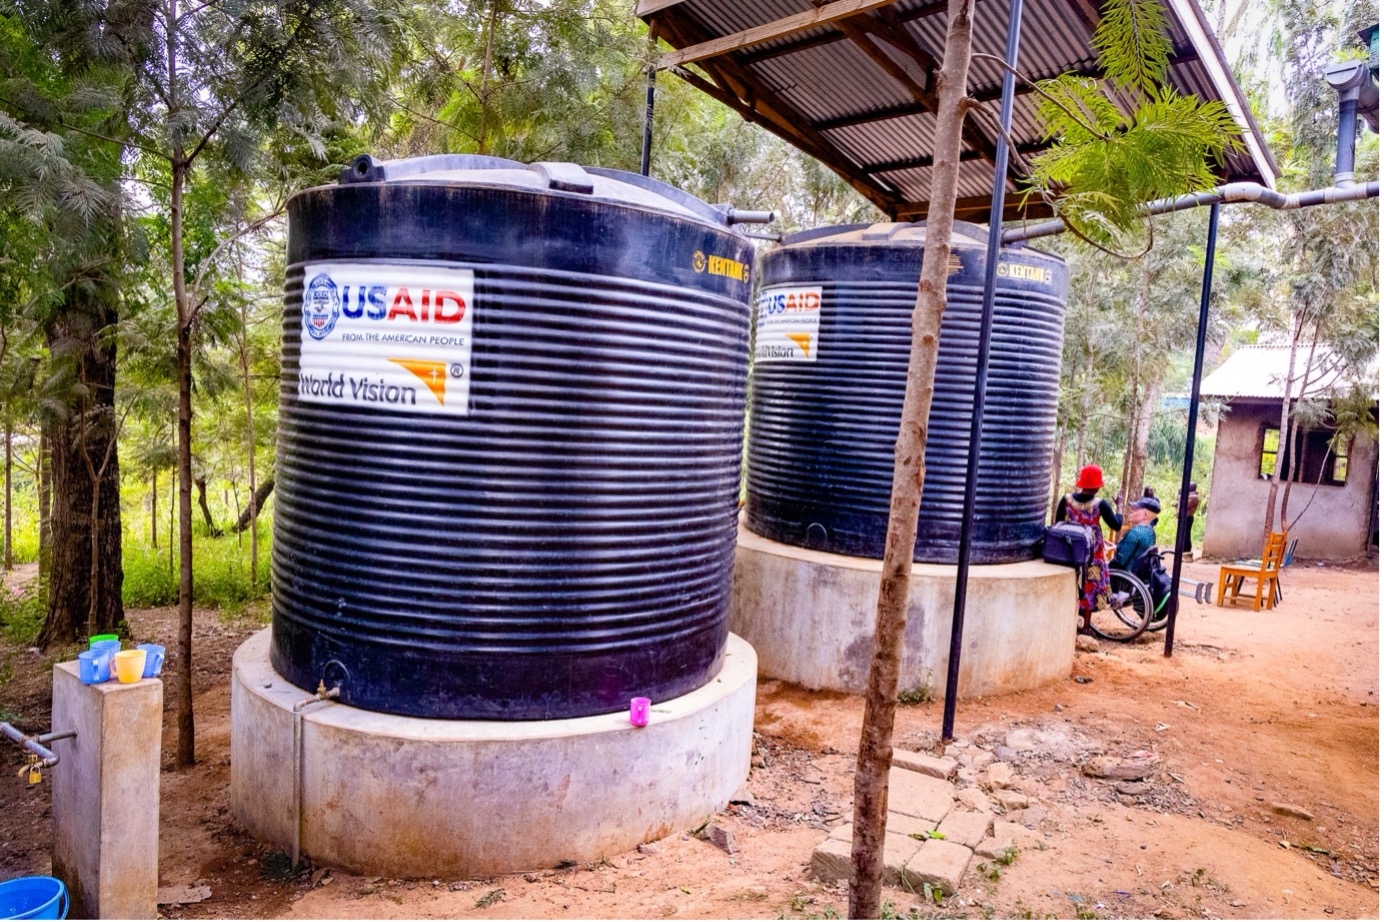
973, 836, 1012, 860
887, 767, 954, 822
827, 812, 936, 844
899, 839, 972, 895
934, 810, 991, 849
992, 820, 1043, 849
811, 832, 922, 885
892, 750, 958, 780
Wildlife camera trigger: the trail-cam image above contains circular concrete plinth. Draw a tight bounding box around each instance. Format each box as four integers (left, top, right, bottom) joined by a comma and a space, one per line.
230, 628, 756, 878
730, 525, 1074, 697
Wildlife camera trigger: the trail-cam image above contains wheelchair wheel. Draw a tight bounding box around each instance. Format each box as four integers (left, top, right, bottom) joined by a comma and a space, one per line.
1087, 569, 1152, 642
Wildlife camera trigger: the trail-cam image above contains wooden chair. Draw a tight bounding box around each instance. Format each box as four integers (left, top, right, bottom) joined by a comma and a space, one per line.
1217, 532, 1288, 611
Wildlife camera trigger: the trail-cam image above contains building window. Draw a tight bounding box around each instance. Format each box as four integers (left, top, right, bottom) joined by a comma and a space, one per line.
1259, 425, 1349, 486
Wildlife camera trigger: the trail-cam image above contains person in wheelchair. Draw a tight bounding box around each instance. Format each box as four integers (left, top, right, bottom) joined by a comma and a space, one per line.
1111, 496, 1159, 571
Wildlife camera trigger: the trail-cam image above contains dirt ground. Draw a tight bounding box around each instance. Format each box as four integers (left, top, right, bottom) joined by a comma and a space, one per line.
1, 557, 1377, 920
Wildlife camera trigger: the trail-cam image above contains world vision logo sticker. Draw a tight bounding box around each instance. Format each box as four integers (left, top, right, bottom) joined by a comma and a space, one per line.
693, 250, 750, 283
297, 262, 476, 416
754, 285, 822, 363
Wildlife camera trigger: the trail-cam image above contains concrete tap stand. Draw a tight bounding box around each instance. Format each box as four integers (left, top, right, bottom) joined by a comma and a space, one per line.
231, 628, 757, 878
50, 663, 162, 920
730, 526, 1075, 697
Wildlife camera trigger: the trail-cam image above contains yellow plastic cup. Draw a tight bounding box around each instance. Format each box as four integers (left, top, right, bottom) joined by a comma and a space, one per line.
113, 649, 147, 684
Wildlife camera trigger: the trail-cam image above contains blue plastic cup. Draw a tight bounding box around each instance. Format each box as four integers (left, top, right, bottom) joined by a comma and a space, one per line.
136, 644, 165, 677
77, 650, 111, 685
0, 875, 69, 919
90, 639, 120, 662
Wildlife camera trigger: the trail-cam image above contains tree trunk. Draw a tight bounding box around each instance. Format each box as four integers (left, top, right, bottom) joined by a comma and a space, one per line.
477, 0, 500, 155
1050, 416, 1068, 522
233, 477, 274, 533
5, 420, 12, 572
36, 300, 126, 647
1125, 365, 1164, 505
1264, 313, 1302, 539
38, 430, 50, 583
170, 22, 197, 760
151, 473, 158, 549
1278, 325, 1320, 531
240, 300, 259, 584
194, 474, 223, 537
848, 0, 976, 915
1074, 349, 1093, 468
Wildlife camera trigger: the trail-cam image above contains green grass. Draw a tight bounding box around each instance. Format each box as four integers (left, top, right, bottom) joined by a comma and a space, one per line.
121, 524, 271, 608
0, 583, 46, 645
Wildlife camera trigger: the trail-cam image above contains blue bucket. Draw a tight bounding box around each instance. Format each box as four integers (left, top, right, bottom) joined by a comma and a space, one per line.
0, 877, 68, 920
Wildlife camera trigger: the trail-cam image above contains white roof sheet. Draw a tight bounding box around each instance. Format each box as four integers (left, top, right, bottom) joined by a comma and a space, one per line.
1200, 345, 1379, 401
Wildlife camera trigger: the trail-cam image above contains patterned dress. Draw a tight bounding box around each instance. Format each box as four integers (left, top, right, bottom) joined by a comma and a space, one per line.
1064, 494, 1110, 619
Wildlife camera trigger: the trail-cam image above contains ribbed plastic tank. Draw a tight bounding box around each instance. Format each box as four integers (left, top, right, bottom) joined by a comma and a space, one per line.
272, 154, 757, 720
744, 221, 1069, 564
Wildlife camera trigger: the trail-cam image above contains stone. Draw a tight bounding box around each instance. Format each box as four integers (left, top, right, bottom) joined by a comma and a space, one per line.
982, 762, 1015, 791
973, 837, 1012, 859
934, 810, 991, 848
892, 749, 958, 780
899, 839, 972, 895
1272, 803, 1315, 821
993, 820, 1042, 849
994, 791, 1030, 811
51, 662, 163, 921
157, 886, 211, 906
705, 824, 736, 854
956, 787, 992, 813
637, 843, 659, 855
1014, 807, 1046, 829
1082, 755, 1156, 781
729, 784, 756, 806
811, 832, 922, 885
964, 749, 996, 770
992, 745, 1019, 763
888, 767, 955, 822
1076, 635, 1101, 653
1116, 782, 1151, 796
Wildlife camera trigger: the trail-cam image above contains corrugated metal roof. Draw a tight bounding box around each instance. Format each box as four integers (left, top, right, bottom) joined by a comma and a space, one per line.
1200, 346, 1379, 401
641, 0, 1278, 219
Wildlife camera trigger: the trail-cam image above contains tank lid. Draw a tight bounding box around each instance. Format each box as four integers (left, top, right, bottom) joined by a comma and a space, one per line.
779, 220, 996, 247
339, 154, 771, 229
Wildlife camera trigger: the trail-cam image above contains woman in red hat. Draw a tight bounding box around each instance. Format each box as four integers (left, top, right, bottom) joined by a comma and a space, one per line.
1055, 464, 1123, 629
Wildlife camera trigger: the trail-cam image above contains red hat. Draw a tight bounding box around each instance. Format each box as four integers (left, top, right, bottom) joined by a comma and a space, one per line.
1076, 464, 1104, 490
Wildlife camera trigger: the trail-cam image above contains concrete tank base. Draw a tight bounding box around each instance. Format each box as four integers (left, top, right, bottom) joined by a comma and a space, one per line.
230, 628, 756, 878
731, 526, 1075, 697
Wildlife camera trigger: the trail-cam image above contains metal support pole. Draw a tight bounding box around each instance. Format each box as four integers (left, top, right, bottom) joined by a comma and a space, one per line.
641, 25, 659, 177
941, 0, 1024, 741
1164, 201, 1219, 657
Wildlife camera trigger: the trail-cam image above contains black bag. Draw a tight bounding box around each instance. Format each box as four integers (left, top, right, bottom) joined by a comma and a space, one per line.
1141, 548, 1173, 613
1043, 522, 1093, 569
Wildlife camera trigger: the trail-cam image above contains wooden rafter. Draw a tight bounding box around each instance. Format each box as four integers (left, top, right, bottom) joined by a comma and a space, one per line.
738, 0, 955, 65
660, 0, 907, 68
654, 14, 901, 214
895, 193, 1052, 220
861, 142, 1046, 175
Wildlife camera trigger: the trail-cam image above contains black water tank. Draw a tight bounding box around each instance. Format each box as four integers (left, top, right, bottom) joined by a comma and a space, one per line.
744, 221, 1069, 564
271, 154, 757, 719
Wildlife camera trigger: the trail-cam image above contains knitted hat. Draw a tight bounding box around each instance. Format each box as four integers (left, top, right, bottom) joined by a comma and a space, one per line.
1076, 464, 1104, 490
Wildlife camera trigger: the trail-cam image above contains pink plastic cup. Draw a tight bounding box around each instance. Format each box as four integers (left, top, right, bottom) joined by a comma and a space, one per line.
629, 697, 651, 727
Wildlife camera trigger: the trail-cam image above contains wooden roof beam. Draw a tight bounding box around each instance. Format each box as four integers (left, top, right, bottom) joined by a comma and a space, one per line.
660, 0, 906, 68
861, 142, 1047, 175
655, 14, 901, 213
894, 193, 1052, 221
737, 0, 955, 65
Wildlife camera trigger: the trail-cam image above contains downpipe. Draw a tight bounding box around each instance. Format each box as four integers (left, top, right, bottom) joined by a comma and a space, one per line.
291, 680, 340, 870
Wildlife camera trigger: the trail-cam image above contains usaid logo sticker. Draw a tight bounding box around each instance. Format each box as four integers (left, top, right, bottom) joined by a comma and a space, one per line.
303, 273, 341, 340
